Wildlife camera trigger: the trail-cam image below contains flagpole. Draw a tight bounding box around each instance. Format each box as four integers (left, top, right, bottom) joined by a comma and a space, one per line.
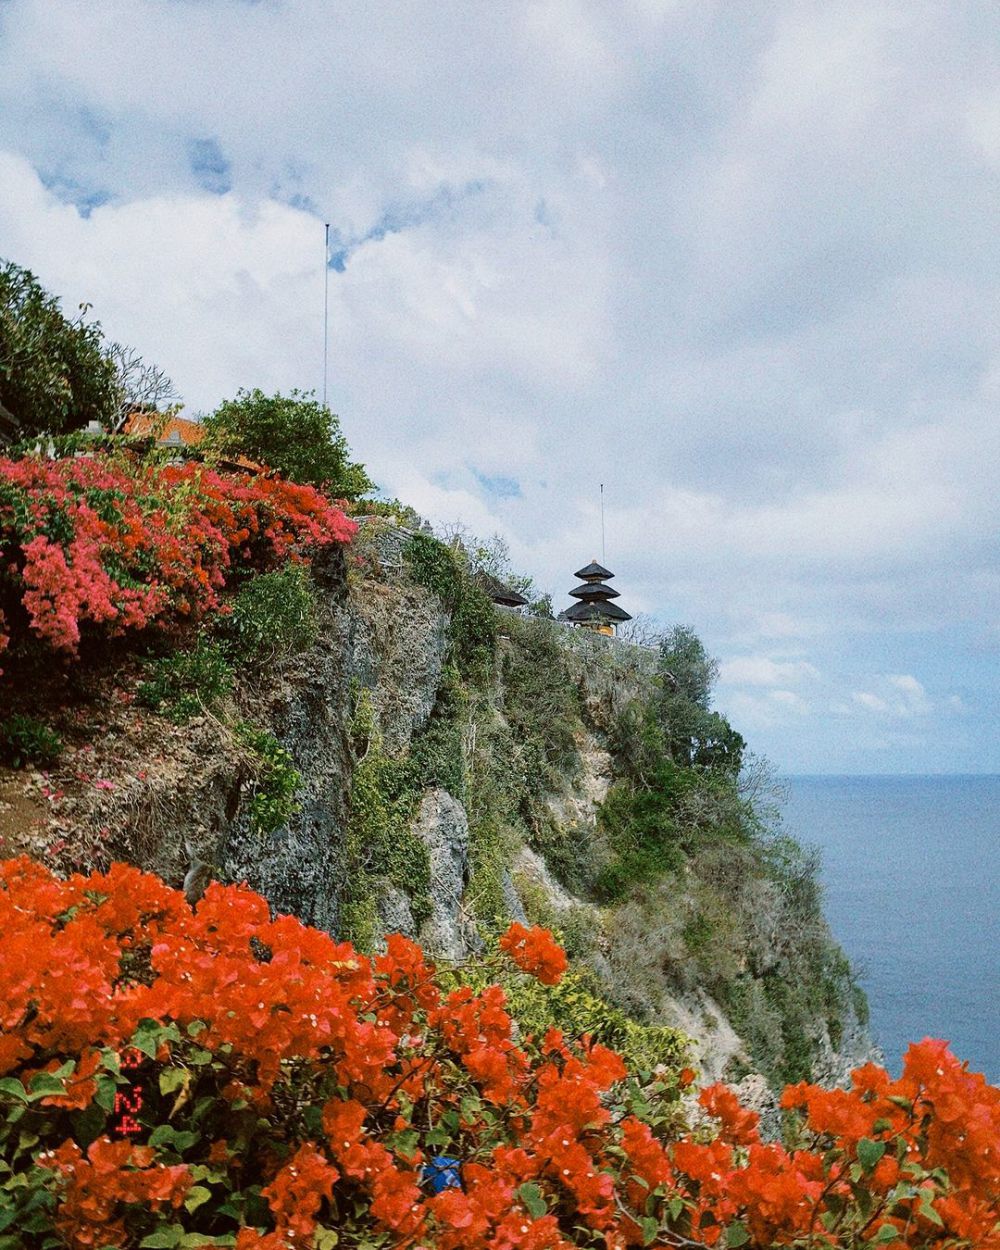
323, 222, 330, 409
600, 483, 606, 564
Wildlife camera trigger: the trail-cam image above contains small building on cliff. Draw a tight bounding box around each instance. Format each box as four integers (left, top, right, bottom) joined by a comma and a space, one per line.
558, 560, 632, 636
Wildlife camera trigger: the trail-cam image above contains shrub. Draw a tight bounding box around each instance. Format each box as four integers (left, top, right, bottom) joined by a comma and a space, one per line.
501, 966, 690, 1079
221, 563, 318, 664
201, 388, 373, 497
137, 640, 234, 723
234, 722, 302, 835
404, 532, 462, 610
0, 713, 62, 768
0, 855, 997, 1249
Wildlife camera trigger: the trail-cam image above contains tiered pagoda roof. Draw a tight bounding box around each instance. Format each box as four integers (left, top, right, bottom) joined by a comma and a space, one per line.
560, 559, 631, 628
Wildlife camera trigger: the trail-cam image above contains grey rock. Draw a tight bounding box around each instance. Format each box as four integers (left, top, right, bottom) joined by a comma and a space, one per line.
412, 786, 472, 960
377, 884, 417, 943
500, 870, 528, 924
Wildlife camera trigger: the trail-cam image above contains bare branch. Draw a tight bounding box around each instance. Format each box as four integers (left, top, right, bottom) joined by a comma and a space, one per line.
106, 341, 180, 431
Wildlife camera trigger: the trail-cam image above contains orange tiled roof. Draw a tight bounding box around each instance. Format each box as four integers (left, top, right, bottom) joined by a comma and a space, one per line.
123, 412, 208, 447
123, 412, 260, 470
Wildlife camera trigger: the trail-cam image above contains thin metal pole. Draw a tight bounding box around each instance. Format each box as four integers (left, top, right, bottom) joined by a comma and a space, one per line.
600, 483, 606, 564
323, 223, 330, 408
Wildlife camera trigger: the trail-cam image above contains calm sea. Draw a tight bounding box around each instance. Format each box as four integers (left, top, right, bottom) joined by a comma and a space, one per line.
781, 775, 999, 1085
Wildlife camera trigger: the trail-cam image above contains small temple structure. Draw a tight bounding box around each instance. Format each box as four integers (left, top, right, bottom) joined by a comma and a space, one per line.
478, 571, 529, 610
559, 560, 631, 636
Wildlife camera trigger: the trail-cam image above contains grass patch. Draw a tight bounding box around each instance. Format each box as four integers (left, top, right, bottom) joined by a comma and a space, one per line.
137, 639, 233, 723
0, 714, 62, 768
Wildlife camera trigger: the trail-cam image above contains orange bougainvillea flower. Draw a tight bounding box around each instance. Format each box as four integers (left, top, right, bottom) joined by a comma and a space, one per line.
2, 855, 998, 1249
498, 922, 569, 985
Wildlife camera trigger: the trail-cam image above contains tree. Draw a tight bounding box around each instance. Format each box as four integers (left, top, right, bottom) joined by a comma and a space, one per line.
656, 624, 744, 772
658, 623, 718, 708
616, 612, 664, 648
0, 260, 118, 438
105, 341, 179, 431
201, 387, 373, 497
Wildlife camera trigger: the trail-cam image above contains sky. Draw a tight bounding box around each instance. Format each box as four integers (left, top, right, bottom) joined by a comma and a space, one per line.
0, 0, 997, 775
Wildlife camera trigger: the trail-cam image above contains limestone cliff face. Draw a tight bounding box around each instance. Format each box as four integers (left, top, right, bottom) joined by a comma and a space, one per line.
32, 523, 873, 1090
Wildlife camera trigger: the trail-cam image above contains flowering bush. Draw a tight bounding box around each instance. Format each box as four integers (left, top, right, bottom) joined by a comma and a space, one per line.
0, 855, 997, 1249
0, 451, 356, 669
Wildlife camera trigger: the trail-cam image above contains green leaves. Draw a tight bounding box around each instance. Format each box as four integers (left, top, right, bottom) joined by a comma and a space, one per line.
0, 1081, 28, 1105
158, 1068, 188, 1096
0, 260, 118, 439
182, 1185, 212, 1214
139, 1229, 234, 1249
201, 387, 373, 497
131, 1019, 182, 1059
517, 1182, 547, 1219
857, 1137, 887, 1170
147, 1125, 199, 1156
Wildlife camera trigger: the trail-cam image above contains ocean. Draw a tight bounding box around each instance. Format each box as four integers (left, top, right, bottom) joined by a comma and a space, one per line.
781, 775, 999, 1085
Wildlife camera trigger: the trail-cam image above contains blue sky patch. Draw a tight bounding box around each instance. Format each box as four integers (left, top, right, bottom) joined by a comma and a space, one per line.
188, 137, 232, 194
471, 468, 522, 500
38, 171, 110, 218
327, 180, 488, 272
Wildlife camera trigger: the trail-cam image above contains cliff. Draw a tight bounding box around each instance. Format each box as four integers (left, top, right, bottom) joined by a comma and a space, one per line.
0, 518, 873, 1093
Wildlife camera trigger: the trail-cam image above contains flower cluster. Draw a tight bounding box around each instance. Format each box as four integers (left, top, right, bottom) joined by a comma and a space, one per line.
0, 854, 997, 1249
0, 451, 356, 667
498, 922, 569, 986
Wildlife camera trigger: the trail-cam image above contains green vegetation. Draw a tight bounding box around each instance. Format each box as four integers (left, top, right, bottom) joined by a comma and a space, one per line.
222, 563, 318, 663
137, 639, 234, 723
500, 614, 583, 795
404, 532, 498, 681
339, 688, 432, 950
502, 966, 690, 1078
201, 387, 373, 496
0, 260, 118, 440
233, 722, 302, 837
0, 713, 62, 768
404, 532, 462, 609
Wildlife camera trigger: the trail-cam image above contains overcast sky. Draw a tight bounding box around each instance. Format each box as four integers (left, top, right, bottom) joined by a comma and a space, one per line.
1, 0, 997, 774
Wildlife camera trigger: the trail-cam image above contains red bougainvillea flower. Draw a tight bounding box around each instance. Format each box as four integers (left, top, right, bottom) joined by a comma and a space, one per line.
0, 450, 356, 669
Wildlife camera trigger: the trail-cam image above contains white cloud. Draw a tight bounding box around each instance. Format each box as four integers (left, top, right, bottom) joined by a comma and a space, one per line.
1, 0, 998, 772
852, 691, 891, 714
851, 674, 931, 718
719, 656, 820, 687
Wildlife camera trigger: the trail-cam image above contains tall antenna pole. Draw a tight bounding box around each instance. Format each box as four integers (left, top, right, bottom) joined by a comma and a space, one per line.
322, 223, 330, 409
600, 483, 606, 564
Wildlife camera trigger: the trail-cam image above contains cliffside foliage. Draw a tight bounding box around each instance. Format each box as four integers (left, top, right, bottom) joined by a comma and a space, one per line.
340, 688, 434, 949
0, 449, 356, 674
404, 531, 498, 681
1, 856, 998, 1250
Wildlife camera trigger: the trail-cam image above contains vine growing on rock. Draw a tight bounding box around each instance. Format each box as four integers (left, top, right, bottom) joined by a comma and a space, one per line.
0, 855, 997, 1249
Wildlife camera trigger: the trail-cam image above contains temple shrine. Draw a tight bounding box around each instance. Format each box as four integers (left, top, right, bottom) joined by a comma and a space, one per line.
559, 560, 631, 636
